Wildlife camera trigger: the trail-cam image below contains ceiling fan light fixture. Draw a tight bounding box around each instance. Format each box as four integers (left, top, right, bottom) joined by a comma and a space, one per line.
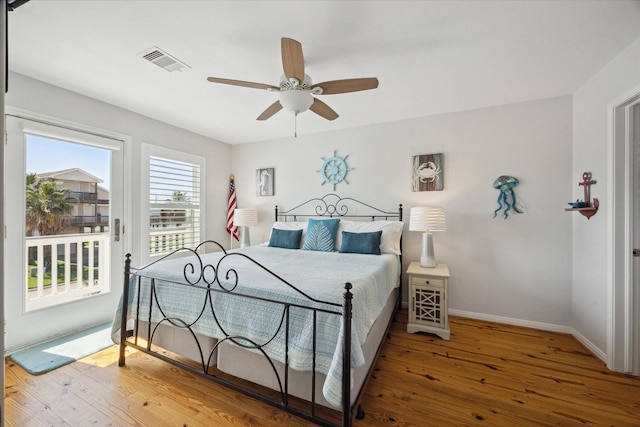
279, 89, 313, 114
206, 38, 378, 123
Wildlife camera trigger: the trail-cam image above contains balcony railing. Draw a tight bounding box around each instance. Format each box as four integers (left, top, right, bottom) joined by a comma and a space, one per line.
66, 191, 109, 204
68, 215, 110, 226
25, 233, 110, 311
149, 228, 189, 256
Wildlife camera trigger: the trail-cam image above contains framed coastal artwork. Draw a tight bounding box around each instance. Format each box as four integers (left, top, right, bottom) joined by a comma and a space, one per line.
256, 167, 274, 196
412, 153, 443, 191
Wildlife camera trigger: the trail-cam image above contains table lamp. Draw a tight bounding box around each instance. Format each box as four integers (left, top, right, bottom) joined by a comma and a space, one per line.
233, 208, 258, 248
409, 206, 446, 267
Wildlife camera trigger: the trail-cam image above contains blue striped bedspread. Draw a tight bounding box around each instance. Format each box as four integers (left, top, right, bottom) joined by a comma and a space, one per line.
112, 245, 399, 407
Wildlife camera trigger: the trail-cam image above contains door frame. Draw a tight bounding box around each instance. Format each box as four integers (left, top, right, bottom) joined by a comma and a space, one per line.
609, 90, 640, 375
4, 106, 132, 351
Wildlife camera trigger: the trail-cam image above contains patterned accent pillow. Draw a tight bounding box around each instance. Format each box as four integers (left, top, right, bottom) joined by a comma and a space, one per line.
302, 218, 340, 252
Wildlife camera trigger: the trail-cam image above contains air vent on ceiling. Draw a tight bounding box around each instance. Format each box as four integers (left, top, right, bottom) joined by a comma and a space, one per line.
138, 46, 190, 72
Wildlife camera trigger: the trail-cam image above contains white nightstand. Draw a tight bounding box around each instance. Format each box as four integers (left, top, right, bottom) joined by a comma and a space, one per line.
406, 262, 450, 340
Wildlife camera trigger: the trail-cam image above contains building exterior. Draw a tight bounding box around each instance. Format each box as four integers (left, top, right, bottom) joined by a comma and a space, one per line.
35, 168, 109, 234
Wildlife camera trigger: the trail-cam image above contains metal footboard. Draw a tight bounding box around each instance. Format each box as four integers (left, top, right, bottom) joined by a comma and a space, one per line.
118, 244, 362, 426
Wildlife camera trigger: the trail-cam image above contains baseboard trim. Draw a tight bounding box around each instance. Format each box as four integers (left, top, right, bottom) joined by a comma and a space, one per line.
569, 327, 608, 364
448, 309, 572, 333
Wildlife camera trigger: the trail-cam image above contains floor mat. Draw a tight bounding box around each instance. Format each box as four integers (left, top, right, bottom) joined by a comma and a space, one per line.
10, 322, 114, 375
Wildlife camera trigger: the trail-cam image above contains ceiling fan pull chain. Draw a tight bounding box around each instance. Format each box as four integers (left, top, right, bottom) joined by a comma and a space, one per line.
294, 112, 298, 138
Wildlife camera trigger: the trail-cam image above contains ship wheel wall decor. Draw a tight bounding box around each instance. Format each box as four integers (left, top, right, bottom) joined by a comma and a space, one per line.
317, 150, 353, 190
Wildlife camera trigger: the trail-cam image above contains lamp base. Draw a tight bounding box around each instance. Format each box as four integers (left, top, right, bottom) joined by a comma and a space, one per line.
420, 232, 437, 268
240, 226, 251, 248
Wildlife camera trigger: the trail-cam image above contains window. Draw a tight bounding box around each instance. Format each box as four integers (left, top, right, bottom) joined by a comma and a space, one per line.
145, 145, 204, 258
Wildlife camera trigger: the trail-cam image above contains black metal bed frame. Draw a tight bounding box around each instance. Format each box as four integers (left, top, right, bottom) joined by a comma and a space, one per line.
118, 194, 403, 427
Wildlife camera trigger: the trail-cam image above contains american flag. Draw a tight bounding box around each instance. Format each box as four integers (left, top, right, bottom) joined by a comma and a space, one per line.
227, 175, 239, 241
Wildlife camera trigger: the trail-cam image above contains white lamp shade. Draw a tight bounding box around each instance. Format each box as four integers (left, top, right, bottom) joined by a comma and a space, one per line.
233, 208, 258, 227
409, 206, 446, 232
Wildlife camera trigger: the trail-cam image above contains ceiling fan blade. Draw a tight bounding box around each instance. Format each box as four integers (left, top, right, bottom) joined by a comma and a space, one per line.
256, 101, 283, 121
312, 77, 379, 95
309, 98, 339, 121
281, 38, 305, 83
207, 77, 279, 91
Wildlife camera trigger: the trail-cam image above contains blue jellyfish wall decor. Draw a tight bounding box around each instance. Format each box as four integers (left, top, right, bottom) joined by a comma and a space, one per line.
493, 175, 523, 219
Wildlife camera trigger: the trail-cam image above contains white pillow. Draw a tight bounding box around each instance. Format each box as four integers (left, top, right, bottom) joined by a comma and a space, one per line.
270, 221, 308, 248
272, 221, 308, 232
335, 220, 403, 255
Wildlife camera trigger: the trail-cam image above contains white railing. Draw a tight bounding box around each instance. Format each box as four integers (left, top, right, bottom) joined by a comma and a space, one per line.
25, 233, 110, 311
149, 227, 189, 256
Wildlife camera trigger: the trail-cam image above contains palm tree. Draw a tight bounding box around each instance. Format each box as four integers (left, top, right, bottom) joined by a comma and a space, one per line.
170, 190, 189, 203
26, 173, 74, 236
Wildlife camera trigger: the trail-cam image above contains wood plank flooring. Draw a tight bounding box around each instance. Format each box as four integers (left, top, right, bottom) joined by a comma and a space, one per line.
5, 312, 640, 426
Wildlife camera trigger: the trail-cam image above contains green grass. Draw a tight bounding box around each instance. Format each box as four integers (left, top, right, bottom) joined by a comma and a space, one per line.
27, 260, 99, 290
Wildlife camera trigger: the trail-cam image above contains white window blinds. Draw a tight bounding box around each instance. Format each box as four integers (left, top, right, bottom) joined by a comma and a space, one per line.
148, 155, 201, 256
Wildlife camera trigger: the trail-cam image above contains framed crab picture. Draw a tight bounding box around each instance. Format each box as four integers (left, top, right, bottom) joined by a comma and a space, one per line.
412, 153, 444, 191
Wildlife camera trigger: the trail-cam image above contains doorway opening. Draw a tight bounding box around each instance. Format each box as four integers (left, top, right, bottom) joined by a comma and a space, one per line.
4, 113, 126, 353
611, 93, 640, 376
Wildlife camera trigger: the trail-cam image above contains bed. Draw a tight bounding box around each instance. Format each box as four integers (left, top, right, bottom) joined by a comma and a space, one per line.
114, 194, 403, 426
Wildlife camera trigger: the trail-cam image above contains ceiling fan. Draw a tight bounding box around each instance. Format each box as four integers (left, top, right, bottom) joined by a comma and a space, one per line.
206, 38, 379, 123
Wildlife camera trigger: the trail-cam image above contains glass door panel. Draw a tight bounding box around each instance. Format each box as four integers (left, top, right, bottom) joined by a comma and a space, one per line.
24, 135, 114, 310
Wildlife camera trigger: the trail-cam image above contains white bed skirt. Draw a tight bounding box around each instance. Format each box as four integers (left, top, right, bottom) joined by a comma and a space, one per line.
217, 287, 398, 408
135, 321, 219, 367
136, 287, 398, 409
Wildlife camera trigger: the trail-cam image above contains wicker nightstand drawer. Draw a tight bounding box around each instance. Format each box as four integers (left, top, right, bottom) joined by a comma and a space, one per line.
409, 276, 445, 289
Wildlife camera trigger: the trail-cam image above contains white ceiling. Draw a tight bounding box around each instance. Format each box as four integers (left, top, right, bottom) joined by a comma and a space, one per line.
7, 0, 640, 144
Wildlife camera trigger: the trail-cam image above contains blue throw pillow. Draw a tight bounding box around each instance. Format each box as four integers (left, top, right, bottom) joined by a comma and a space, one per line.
268, 228, 303, 249
339, 230, 383, 255
302, 218, 340, 252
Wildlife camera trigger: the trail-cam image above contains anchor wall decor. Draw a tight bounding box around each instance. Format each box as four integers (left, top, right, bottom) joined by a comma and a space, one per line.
565, 171, 599, 219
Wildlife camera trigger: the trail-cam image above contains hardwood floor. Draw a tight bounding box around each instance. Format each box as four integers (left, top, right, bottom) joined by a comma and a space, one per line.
5, 312, 640, 426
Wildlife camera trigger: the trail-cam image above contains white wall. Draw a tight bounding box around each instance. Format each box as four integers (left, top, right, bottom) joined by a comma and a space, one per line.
4, 72, 231, 351
232, 96, 573, 328
572, 35, 640, 356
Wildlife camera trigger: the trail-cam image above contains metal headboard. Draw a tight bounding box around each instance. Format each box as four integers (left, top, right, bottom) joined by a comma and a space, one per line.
275, 193, 403, 222
275, 193, 404, 310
